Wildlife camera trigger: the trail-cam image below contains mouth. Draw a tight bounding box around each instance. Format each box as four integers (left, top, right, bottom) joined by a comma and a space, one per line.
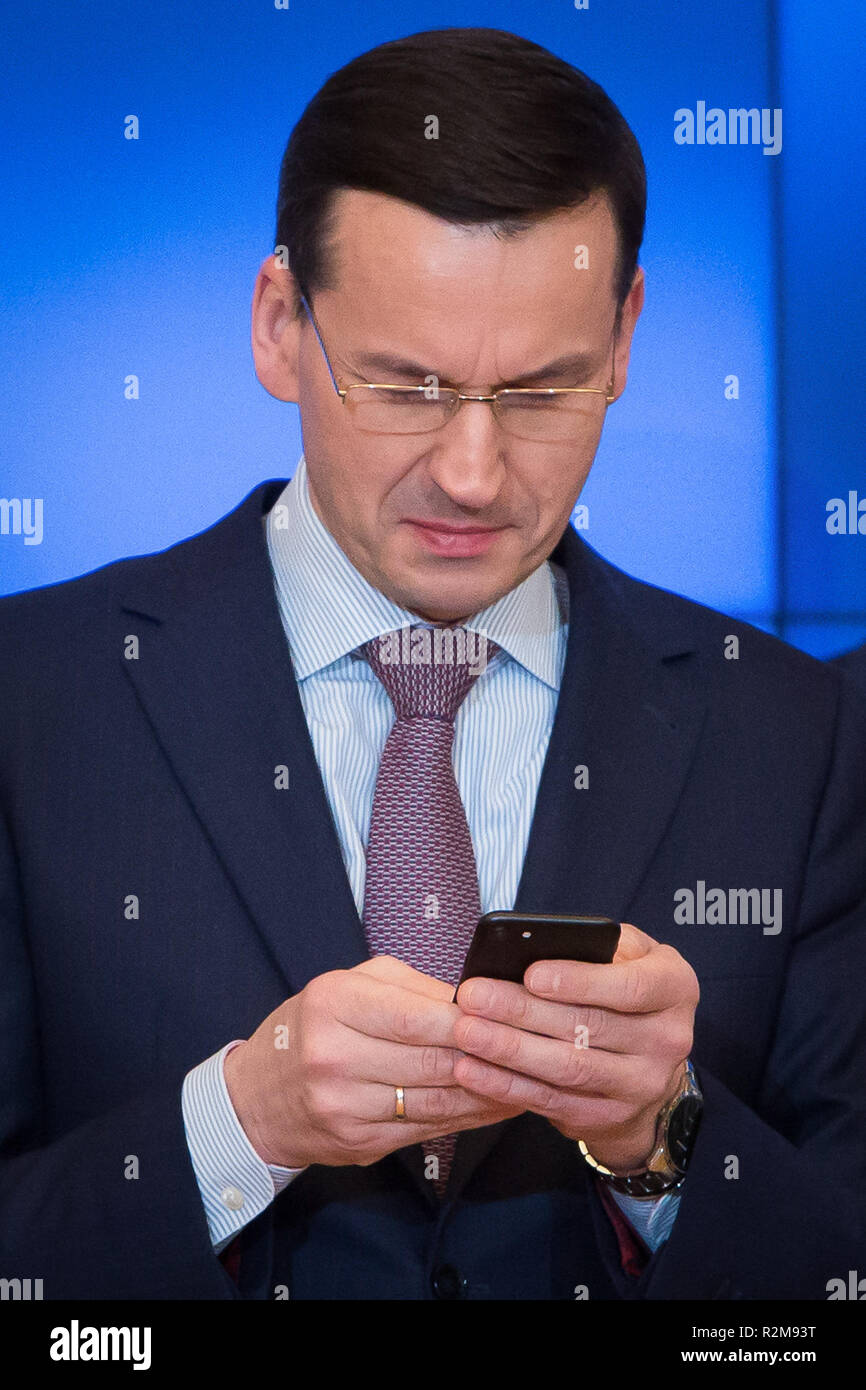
405, 519, 506, 558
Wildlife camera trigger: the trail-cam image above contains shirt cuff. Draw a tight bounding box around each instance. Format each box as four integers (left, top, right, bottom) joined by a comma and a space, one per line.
608, 1186, 682, 1251
181, 1040, 307, 1253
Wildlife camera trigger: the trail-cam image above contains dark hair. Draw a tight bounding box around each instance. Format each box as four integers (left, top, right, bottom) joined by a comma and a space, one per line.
275, 28, 646, 321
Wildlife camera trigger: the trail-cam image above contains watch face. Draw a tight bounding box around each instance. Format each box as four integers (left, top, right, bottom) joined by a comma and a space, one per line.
667, 1095, 702, 1169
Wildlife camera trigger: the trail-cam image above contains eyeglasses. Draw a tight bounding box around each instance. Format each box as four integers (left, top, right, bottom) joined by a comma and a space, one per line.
299, 294, 617, 443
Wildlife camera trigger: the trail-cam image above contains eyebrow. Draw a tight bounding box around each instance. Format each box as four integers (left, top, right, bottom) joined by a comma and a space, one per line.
351, 348, 601, 387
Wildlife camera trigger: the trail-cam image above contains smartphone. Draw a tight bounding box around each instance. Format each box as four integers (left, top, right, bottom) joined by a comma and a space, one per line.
453, 911, 620, 1000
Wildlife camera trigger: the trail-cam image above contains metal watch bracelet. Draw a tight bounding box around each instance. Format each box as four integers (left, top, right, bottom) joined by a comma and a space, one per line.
577, 1059, 703, 1199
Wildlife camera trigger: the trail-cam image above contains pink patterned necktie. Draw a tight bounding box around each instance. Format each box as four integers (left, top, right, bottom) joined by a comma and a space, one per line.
359, 624, 497, 1197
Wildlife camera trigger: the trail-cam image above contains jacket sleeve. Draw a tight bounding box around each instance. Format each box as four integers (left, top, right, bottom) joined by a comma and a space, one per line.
0, 799, 241, 1300
634, 674, 866, 1300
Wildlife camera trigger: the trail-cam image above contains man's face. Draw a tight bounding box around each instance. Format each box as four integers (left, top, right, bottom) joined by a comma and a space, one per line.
253, 188, 643, 622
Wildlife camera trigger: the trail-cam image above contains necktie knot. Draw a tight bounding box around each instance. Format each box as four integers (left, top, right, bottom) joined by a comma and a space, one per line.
360, 625, 497, 722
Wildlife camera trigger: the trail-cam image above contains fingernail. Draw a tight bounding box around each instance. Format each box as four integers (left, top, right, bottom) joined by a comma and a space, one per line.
529, 967, 557, 992
464, 981, 492, 1009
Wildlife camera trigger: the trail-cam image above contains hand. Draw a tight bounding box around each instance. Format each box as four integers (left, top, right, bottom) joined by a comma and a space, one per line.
223, 955, 524, 1170
452, 923, 699, 1172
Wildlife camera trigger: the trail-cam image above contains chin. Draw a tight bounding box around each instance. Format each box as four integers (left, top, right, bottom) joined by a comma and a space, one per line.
386, 557, 514, 620
409, 586, 501, 623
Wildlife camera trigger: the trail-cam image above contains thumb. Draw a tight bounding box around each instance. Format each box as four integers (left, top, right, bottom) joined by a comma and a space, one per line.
353, 954, 455, 1001
612, 921, 656, 963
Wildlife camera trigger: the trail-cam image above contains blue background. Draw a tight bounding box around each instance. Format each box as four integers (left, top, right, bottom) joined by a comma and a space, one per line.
1, 1, 863, 656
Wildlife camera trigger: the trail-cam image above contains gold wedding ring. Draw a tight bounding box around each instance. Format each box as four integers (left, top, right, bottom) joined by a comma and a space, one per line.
394, 1086, 406, 1120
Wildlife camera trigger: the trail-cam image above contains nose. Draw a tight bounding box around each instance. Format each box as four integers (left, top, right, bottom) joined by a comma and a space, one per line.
425, 395, 508, 510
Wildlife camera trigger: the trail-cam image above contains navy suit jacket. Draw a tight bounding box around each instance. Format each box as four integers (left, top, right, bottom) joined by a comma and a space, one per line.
835, 641, 866, 691
1, 479, 865, 1300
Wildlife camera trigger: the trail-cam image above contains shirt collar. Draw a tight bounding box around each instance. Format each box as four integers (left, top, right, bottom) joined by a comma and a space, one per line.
265, 454, 568, 690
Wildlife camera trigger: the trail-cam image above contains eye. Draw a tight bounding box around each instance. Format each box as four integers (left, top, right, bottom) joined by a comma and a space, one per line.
381, 388, 427, 405
503, 392, 559, 408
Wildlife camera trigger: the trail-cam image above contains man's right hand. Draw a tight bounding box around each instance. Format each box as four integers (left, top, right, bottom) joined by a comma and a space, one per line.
223, 955, 525, 1169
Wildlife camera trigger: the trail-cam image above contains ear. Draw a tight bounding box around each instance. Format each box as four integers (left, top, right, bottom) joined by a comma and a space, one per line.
609, 266, 645, 403
251, 255, 304, 402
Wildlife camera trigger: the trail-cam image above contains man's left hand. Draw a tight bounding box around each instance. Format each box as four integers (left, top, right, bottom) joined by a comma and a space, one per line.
452, 923, 699, 1172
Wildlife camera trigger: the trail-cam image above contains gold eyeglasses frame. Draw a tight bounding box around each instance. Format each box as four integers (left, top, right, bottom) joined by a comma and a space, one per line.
298, 292, 618, 438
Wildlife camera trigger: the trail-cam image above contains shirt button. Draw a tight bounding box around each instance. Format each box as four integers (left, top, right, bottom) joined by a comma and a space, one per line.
220, 1185, 245, 1211
431, 1264, 466, 1300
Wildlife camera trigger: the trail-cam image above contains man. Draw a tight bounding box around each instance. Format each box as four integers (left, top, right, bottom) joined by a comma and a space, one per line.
1, 28, 864, 1301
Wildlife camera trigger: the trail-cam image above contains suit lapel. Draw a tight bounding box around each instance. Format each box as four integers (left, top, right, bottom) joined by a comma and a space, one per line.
116, 479, 369, 996
514, 524, 708, 924
449, 524, 708, 1194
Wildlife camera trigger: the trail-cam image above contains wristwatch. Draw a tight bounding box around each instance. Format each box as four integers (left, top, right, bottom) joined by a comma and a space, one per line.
577, 1059, 703, 1198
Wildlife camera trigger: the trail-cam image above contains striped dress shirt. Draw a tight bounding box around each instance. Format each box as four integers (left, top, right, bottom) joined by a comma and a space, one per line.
182, 454, 680, 1258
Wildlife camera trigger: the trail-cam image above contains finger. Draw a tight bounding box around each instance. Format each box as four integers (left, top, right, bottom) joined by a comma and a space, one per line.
331, 970, 459, 1046
523, 945, 691, 1015
452, 1057, 642, 1132
454, 1014, 651, 1097
611, 921, 656, 963
457, 976, 636, 1053
353, 954, 455, 1002
349, 1035, 463, 1087
360, 1082, 523, 1129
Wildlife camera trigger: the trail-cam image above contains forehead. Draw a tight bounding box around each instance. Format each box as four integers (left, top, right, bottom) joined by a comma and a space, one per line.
318, 189, 620, 346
